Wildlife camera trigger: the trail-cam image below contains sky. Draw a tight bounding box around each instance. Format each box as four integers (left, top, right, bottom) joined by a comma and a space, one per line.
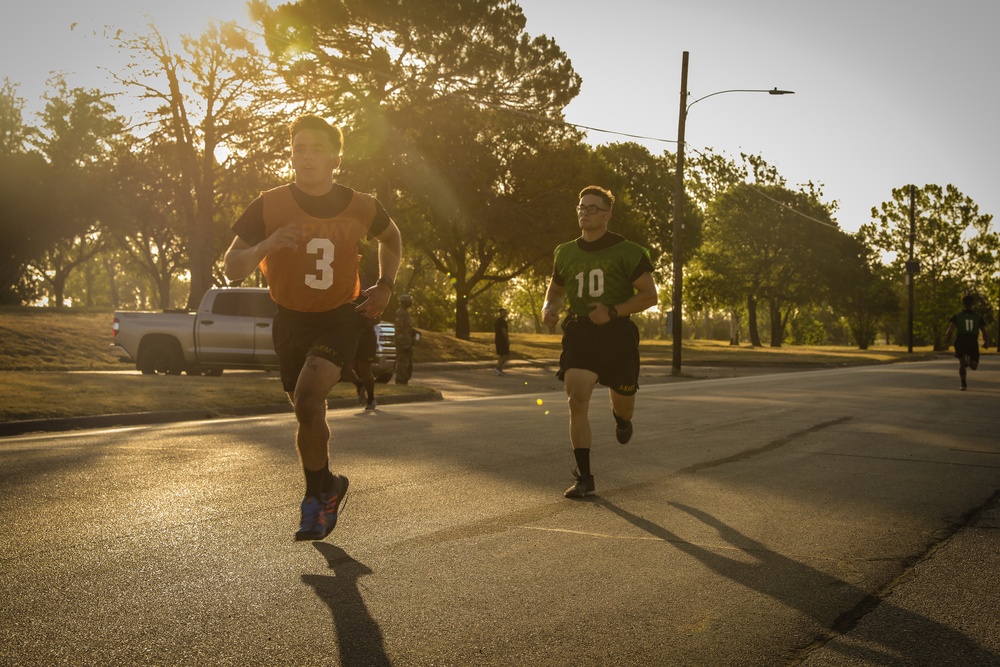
2, 0, 997, 235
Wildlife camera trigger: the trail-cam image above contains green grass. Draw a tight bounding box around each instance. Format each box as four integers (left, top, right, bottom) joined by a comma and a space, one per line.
0, 307, 942, 423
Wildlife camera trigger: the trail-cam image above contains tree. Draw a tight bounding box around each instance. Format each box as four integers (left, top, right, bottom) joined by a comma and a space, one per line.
685, 150, 762, 342
595, 142, 685, 279
113, 20, 298, 309
104, 137, 190, 308
0, 80, 49, 304
860, 184, 997, 349
694, 181, 840, 347
0, 78, 36, 155
388, 100, 601, 337
829, 233, 899, 349
27, 76, 125, 307
257, 0, 586, 337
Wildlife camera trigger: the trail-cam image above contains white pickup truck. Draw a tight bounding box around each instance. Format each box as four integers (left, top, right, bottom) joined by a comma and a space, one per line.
110, 287, 397, 379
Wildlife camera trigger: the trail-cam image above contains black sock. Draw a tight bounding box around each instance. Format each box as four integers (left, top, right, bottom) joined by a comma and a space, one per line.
613, 411, 630, 427
574, 448, 591, 478
366, 383, 375, 401
305, 461, 336, 497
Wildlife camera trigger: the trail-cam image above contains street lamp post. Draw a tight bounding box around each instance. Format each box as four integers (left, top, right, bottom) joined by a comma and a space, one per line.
671, 51, 793, 375
906, 185, 919, 353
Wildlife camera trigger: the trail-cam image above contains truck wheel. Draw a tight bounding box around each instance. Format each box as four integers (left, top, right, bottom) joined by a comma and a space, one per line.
374, 370, 394, 383
138, 339, 183, 375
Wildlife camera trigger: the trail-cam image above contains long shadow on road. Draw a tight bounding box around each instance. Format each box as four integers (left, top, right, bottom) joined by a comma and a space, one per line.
597, 499, 999, 666
302, 542, 392, 667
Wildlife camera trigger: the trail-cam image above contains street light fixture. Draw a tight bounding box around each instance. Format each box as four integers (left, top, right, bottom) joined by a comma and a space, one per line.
671, 51, 794, 375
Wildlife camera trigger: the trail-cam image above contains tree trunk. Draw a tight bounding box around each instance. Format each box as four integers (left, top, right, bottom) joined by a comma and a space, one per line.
186, 155, 217, 310
729, 309, 740, 346
747, 295, 762, 347
454, 292, 471, 340
52, 271, 67, 308
769, 298, 784, 348
104, 257, 119, 309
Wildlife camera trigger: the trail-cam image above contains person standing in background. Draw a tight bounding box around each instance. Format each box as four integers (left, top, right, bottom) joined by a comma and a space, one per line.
344, 311, 378, 410
493, 308, 510, 376
394, 294, 414, 385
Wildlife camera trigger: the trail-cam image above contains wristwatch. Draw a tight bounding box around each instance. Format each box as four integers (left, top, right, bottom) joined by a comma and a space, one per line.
607, 304, 618, 320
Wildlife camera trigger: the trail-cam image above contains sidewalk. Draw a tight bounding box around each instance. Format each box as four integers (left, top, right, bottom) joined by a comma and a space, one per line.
0, 360, 841, 438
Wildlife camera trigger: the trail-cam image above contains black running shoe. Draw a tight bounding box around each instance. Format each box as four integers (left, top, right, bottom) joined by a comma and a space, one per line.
614, 415, 633, 444
564, 469, 595, 498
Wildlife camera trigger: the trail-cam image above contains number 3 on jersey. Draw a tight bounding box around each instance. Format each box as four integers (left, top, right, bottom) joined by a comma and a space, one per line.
575, 269, 605, 298
305, 238, 335, 290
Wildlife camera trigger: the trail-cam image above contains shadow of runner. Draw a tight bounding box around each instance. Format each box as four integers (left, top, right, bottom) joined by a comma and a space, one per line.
301, 542, 392, 667
596, 499, 1000, 666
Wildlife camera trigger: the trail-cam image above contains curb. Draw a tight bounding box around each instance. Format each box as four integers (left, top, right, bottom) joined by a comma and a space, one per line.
0, 390, 442, 438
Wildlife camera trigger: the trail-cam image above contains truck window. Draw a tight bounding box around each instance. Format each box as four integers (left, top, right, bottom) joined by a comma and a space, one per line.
212, 291, 276, 318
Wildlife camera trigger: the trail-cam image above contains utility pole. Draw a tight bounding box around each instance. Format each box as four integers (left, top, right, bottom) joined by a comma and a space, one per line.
671, 51, 688, 376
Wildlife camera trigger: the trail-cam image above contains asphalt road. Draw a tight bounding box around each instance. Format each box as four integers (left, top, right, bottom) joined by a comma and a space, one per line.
2, 359, 998, 666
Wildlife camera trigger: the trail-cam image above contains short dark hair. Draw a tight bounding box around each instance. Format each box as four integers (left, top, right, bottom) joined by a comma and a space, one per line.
579, 185, 614, 208
289, 115, 344, 155
962, 294, 976, 308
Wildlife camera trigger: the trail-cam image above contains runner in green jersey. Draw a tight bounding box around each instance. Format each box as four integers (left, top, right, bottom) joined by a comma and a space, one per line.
542, 186, 658, 499
944, 294, 990, 390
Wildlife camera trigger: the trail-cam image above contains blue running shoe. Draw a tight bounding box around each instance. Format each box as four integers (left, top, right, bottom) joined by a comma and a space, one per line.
296, 496, 322, 541
295, 474, 349, 541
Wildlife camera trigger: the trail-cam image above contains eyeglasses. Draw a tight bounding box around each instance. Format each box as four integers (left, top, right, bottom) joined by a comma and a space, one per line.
576, 204, 610, 215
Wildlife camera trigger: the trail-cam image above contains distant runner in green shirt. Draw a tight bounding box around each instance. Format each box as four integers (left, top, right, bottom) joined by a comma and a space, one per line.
944, 294, 990, 390
542, 185, 658, 499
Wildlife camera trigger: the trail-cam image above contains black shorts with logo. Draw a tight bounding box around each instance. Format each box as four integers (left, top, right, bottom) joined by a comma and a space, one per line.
556, 314, 640, 396
273, 303, 367, 393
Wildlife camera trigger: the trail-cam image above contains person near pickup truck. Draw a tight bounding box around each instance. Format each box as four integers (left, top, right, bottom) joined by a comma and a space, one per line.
223, 114, 402, 542
493, 308, 510, 376
394, 294, 414, 385
345, 315, 378, 410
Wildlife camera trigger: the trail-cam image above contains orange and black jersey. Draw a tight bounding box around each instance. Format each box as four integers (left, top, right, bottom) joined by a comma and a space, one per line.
232, 183, 391, 313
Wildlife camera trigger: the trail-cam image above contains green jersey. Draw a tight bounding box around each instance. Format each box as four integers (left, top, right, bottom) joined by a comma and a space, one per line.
553, 232, 653, 317
951, 310, 985, 340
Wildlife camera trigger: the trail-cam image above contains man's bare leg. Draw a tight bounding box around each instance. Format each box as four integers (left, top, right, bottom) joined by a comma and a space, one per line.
563, 368, 598, 497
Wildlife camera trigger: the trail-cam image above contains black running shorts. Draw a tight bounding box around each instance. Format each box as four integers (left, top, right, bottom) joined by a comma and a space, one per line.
953, 336, 980, 362
556, 315, 640, 395
273, 303, 367, 393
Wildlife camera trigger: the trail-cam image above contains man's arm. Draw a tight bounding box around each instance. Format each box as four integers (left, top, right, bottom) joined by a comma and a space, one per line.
542, 278, 565, 330
944, 322, 956, 344
223, 226, 305, 282
355, 220, 402, 319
